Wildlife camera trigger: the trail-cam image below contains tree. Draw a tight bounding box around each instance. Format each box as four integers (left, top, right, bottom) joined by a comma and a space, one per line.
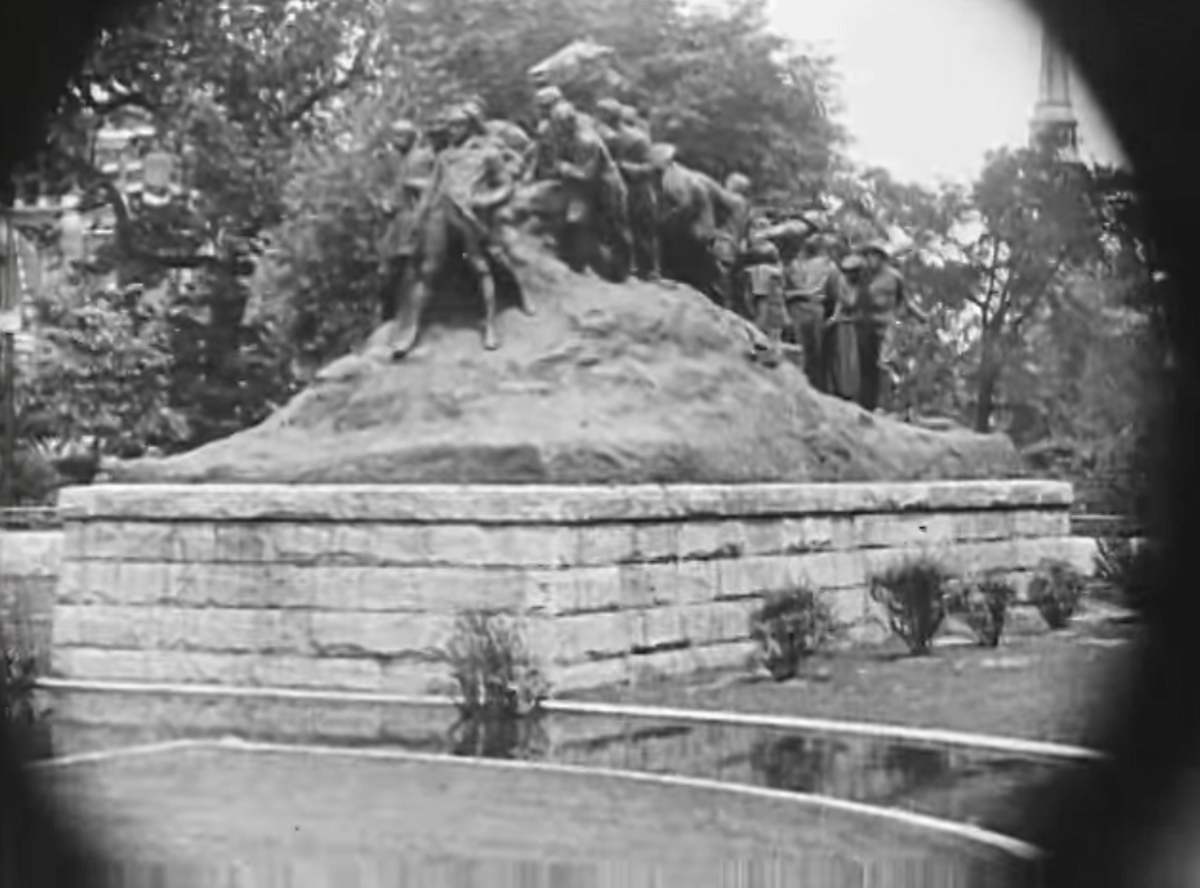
956, 146, 1104, 432
19, 282, 185, 455
639, 0, 845, 198
831, 148, 1107, 433
13, 0, 389, 446
405, 0, 844, 194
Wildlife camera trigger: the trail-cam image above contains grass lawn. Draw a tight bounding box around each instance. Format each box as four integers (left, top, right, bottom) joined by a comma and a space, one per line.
561, 602, 1142, 749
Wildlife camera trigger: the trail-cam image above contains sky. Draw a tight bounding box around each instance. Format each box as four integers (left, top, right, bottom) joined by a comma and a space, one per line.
758, 0, 1128, 187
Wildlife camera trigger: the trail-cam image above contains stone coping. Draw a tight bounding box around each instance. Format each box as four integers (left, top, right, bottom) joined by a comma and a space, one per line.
60, 480, 1072, 524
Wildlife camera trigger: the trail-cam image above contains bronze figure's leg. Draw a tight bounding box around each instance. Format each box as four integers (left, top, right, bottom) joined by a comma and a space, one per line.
856, 320, 884, 411
460, 217, 500, 351
799, 303, 825, 392
602, 176, 632, 282
378, 255, 407, 323
390, 207, 448, 360
629, 186, 660, 280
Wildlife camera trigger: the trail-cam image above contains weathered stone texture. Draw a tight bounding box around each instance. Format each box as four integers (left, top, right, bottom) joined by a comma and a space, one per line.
59, 480, 1072, 523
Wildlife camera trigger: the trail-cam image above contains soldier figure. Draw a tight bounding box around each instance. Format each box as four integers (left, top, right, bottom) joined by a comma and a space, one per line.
820, 248, 861, 402
595, 98, 661, 280
375, 117, 423, 322
532, 86, 569, 180
545, 100, 633, 281
722, 173, 754, 245
741, 216, 787, 365
461, 98, 535, 180
783, 230, 851, 391
853, 240, 929, 413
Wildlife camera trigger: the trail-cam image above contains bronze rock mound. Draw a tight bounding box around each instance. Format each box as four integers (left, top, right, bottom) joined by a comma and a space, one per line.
110, 237, 1020, 485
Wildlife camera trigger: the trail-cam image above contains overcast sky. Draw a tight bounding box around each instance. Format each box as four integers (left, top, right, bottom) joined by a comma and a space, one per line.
759, 0, 1127, 186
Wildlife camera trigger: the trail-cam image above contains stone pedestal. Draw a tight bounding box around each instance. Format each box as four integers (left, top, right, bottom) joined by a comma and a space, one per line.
49, 481, 1074, 714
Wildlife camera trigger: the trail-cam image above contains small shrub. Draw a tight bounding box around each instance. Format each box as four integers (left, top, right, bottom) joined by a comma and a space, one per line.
1028, 559, 1085, 629
1, 647, 38, 728
868, 556, 951, 655
948, 573, 1016, 647
1094, 536, 1156, 614
444, 610, 550, 720
2, 617, 40, 744
1094, 536, 1135, 587
748, 586, 841, 681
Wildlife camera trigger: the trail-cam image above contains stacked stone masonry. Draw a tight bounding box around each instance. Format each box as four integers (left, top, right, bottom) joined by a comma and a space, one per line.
0, 530, 61, 667
50, 481, 1077, 702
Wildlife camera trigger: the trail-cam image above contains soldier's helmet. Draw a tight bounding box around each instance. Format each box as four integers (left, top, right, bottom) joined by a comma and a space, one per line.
648, 142, 676, 168
618, 104, 643, 126
460, 98, 487, 125
550, 101, 577, 128
388, 118, 417, 141
861, 238, 892, 259
841, 253, 866, 272
534, 86, 564, 110
595, 97, 624, 121
725, 173, 751, 195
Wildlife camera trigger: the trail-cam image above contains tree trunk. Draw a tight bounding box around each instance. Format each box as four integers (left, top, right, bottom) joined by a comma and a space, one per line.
974, 359, 1000, 433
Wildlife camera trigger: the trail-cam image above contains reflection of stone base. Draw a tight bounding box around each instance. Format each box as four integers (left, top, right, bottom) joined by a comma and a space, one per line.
46, 479, 1076, 746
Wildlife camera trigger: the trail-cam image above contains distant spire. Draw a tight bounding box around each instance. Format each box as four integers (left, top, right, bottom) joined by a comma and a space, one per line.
1029, 28, 1079, 161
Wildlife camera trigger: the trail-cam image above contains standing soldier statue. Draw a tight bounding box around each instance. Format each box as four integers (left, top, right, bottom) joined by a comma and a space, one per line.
853, 240, 929, 413
375, 117, 423, 322
822, 242, 862, 402
595, 98, 661, 281
531, 86, 569, 180
740, 216, 787, 366
783, 230, 851, 392
545, 100, 633, 281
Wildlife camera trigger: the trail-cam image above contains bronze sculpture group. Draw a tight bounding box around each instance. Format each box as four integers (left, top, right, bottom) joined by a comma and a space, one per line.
373, 50, 929, 415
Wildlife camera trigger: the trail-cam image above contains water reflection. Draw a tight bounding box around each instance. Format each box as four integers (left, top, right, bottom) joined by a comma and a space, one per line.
91, 854, 676, 888
49, 708, 1072, 844
448, 710, 550, 760
422, 711, 1066, 841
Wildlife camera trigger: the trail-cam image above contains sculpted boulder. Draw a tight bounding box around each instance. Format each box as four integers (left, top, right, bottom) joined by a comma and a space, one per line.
110, 230, 1022, 485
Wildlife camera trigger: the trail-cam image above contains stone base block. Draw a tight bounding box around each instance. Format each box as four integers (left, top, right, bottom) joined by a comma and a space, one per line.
47, 481, 1076, 739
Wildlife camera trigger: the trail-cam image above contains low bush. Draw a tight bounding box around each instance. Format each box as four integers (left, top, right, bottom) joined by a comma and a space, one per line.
948, 573, 1017, 647
444, 610, 549, 720
1027, 559, 1086, 629
749, 586, 841, 681
1, 648, 37, 727
2, 617, 40, 757
868, 556, 951, 655
444, 610, 550, 760
1094, 536, 1157, 614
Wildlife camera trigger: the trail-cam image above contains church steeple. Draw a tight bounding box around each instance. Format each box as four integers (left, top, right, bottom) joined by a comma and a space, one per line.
1029, 29, 1079, 161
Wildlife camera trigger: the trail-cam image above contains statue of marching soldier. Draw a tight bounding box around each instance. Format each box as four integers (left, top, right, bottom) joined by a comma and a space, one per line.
373, 38, 930, 416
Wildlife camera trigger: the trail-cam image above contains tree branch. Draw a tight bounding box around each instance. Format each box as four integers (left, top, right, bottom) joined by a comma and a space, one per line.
64, 152, 227, 271
81, 86, 157, 116
977, 234, 1001, 310
281, 38, 373, 125
1008, 249, 1069, 340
